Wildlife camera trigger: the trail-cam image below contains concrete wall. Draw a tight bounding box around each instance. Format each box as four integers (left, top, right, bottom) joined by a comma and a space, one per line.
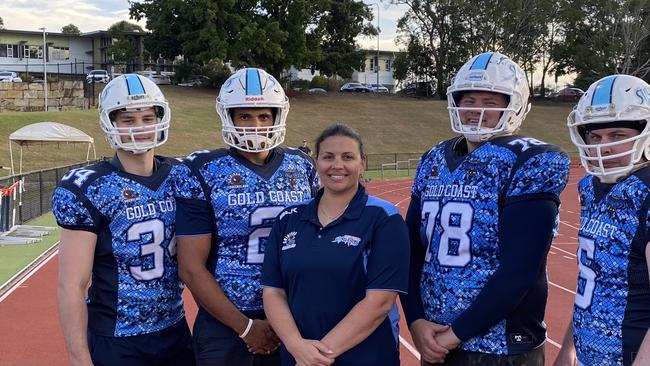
0, 81, 87, 112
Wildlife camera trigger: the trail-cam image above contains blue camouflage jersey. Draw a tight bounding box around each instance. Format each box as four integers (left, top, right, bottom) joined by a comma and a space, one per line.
51, 156, 185, 337
573, 168, 650, 366
410, 135, 570, 354
175, 147, 319, 312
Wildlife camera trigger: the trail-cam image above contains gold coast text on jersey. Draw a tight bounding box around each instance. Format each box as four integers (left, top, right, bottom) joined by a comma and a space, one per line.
580, 218, 619, 239
125, 198, 175, 220
227, 190, 307, 206
424, 184, 479, 199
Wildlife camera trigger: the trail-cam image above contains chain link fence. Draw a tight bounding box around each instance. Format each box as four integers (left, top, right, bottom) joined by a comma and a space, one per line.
0, 159, 105, 227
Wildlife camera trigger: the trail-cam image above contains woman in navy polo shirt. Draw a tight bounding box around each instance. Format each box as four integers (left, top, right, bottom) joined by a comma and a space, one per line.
261, 123, 410, 366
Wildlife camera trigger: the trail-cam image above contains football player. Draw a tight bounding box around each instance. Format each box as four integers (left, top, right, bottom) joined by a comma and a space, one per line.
174, 68, 319, 366
53, 74, 194, 366
400, 51, 571, 365
554, 74, 650, 366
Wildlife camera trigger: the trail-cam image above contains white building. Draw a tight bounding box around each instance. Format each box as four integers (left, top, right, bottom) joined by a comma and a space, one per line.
284, 49, 402, 92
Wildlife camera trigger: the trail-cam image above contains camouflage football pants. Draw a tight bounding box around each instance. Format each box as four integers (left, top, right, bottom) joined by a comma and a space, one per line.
421, 344, 544, 366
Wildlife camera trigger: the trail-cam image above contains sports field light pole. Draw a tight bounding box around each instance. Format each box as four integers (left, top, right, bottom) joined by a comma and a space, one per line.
371, 3, 380, 89
39, 27, 48, 111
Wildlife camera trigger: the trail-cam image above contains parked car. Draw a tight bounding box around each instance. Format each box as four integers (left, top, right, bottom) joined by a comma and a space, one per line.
178, 75, 210, 87
554, 87, 584, 102
138, 71, 172, 85
0, 71, 22, 82
366, 83, 389, 93
340, 82, 370, 93
86, 70, 110, 83
307, 88, 327, 95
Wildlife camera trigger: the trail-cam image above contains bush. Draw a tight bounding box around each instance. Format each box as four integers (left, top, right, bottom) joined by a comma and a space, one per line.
290, 79, 310, 90
200, 59, 232, 88
174, 63, 196, 84
309, 75, 327, 89
19, 73, 34, 82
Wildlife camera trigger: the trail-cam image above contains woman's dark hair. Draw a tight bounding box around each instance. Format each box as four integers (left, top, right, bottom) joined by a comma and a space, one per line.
314, 122, 366, 159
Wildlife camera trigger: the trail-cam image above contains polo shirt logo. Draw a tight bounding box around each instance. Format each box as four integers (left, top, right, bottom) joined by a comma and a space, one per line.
332, 235, 361, 247
282, 231, 297, 250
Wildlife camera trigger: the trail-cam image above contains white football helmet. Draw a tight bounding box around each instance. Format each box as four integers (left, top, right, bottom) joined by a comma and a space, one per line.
447, 52, 531, 142
99, 74, 170, 154
216, 68, 289, 152
568, 74, 650, 183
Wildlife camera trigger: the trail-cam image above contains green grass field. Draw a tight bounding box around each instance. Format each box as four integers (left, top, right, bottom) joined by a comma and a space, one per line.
0, 87, 577, 172
0, 213, 60, 285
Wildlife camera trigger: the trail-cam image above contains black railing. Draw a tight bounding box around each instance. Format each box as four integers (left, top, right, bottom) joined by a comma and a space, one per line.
0, 159, 105, 227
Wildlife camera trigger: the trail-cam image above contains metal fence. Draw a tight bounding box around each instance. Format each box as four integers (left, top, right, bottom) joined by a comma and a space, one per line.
0, 159, 105, 227
366, 152, 421, 170
0, 61, 179, 82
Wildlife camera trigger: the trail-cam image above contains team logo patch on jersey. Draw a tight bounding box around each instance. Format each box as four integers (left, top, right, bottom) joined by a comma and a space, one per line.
282, 231, 297, 250
332, 235, 361, 247
283, 169, 300, 188
122, 188, 139, 202
229, 174, 245, 187
429, 165, 439, 178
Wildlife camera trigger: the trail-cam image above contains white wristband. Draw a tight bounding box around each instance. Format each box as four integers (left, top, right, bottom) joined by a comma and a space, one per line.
239, 318, 254, 338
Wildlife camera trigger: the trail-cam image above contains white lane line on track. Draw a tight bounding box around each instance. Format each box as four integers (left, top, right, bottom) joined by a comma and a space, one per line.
0, 247, 59, 303
550, 281, 576, 295
552, 246, 576, 258
561, 221, 580, 230
399, 335, 421, 360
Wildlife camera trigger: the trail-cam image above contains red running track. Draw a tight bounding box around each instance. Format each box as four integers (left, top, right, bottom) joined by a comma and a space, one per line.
0, 172, 582, 365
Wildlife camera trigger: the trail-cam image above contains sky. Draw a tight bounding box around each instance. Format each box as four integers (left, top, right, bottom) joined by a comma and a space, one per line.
0, 0, 405, 51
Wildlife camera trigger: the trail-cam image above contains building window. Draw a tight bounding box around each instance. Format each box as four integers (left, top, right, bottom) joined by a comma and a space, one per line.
23, 45, 30, 58
369, 58, 374, 72
4, 44, 18, 58
386, 59, 391, 72
28, 45, 42, 59
50, 46, 70, 60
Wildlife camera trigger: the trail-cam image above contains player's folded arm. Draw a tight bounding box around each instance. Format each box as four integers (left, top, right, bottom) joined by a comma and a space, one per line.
450, 195, 559, 341
175, 197, 212, 236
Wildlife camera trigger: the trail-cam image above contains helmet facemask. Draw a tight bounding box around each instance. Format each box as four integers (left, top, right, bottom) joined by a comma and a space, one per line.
568, 74, 650, 183
101, 104, 170, 155
216, 68, 289, 153
99, 74, 171, 155
447, 52, 531, 142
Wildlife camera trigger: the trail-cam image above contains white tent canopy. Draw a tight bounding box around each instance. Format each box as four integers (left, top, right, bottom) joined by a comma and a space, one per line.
9, 122, 97, 175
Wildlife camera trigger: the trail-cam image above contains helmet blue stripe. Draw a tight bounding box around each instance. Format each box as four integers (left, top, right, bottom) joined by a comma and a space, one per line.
246, 69, 262, 95
125, 74, 145, 95
591, 75, 616, 105
470, 52, 494, 70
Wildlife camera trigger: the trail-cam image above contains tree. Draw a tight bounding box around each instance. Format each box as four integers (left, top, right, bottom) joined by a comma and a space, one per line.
130, 0, 373, 79
553, 0, 650, 88
107, 21, 144, 70
108, 20, 144, 33
0, 16, 4, 30
393, 0, 471, 98
61, 24, 81, 35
